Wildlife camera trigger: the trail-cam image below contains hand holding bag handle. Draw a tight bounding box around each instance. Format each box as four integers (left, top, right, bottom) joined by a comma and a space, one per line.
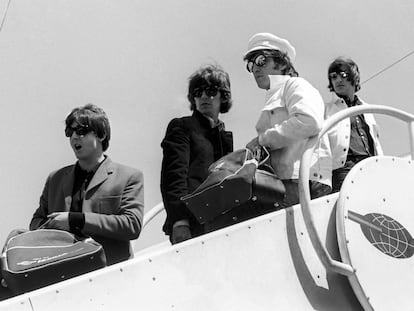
182, 148, 259, 224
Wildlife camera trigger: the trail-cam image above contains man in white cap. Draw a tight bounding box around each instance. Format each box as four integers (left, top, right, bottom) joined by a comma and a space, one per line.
245, 32, 332, 207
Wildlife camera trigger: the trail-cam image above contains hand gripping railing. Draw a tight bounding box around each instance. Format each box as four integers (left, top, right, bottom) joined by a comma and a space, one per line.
299, 105, 414, 276
142, 202, 165, 229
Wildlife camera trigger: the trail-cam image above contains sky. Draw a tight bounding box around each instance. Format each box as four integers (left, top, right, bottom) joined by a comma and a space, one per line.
0, 0, 413, 250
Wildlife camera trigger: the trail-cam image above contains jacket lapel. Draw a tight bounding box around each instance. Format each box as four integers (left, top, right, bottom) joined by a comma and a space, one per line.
86, 157, 113, 194
62, 166, 76, 210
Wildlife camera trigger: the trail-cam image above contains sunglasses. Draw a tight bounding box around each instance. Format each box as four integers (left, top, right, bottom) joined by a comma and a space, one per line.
246, 54, 269, 72
329, 71, 349, 80
192, 86, 220, 98
65, 125, 92, 137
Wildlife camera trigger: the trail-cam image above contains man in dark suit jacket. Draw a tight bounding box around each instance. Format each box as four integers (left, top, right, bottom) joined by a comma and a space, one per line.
161, 64, 233, 244
30, 104, 144, 265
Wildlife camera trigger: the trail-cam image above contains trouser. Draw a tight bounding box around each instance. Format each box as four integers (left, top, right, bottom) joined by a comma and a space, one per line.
332, 155, 369, 193
332, 161, 355, 193
280, 179, 332, 208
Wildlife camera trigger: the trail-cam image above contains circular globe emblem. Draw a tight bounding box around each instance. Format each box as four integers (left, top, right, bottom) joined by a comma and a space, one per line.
348, 211, 414, 259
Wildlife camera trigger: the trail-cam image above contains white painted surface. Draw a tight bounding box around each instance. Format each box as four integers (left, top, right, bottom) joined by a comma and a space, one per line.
0, 194, 362, 310
337, 156, 414, 311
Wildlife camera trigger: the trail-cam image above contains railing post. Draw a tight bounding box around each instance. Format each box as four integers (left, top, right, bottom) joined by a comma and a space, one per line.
409, 121, 414, 160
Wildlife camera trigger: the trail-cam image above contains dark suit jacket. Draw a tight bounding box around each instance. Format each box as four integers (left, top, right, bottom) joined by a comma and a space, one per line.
30, 157, 144, 265
160, 110, 233, 237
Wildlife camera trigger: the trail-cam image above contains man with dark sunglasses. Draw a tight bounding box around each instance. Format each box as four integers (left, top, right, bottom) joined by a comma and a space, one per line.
244, 33, 332, 207
325, 57, 383, 192
30, 104, 144, 265
160, 64, 233, 244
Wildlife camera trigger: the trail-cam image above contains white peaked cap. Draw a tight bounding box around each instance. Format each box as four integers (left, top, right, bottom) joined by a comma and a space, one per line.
243, 32, 296, 61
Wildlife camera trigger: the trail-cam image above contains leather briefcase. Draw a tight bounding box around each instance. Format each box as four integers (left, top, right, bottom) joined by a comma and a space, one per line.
182, 149, 285, 233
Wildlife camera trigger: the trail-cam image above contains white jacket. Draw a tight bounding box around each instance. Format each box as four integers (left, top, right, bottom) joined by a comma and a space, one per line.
256, 75, 332, 186
325, 95, 383, 170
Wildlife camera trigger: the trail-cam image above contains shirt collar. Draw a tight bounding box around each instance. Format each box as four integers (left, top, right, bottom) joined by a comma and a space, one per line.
332, 92, 361, 107
268, 75, 290, 91
263, 75, 290, 109
205, 115, 224, 129
75, 155, 106, 176
264, 75, 290, 100
193, 110, 224, 130
346, 94, 361, 107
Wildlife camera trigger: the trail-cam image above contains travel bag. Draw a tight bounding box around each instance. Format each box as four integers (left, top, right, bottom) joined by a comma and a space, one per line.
0, 229, 106, 294
182, 148, 285, 233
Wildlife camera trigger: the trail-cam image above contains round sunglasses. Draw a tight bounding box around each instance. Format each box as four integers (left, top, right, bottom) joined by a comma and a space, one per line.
246, 54, 270, 73
192, 86, 220, 98
65, 125, 92, 137
329, 71, 349, 80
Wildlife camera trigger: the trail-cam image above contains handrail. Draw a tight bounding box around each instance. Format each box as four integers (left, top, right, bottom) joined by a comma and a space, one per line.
142, 202, 165, 229
299, 105, 414, 276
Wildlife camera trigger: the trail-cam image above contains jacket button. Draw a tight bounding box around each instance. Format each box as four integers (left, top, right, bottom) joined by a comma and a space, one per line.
343, 148, 346, 152
313, 173, 318, 177
270, 111, 274, 115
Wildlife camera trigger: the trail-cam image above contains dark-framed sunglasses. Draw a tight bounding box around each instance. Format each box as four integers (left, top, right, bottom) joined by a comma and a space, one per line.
65, 125, 92, 137
192, 86, 220, 98
329, 71, 349, 80
246, 54, 269, 72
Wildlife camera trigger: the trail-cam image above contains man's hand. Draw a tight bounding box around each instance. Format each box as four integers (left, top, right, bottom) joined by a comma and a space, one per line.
246, 136, 261, 151
45, 212, 70, 231
172, 225, 192, 244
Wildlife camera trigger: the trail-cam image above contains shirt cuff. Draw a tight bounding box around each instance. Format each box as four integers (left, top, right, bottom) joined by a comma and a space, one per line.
69, 212, 85, 235
173, 219, 190, 229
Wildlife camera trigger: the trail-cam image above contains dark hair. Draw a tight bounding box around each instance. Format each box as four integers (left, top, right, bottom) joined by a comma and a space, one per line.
245, 49, 299, 77
187, 64, 232, 113
327, 57, 361, 92
65, 104, 111, 151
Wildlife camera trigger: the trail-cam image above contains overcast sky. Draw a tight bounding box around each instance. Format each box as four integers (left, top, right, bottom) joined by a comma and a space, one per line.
0, 0, 413, 250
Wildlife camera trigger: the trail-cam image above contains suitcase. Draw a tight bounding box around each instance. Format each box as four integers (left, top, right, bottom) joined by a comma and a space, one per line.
0, 229, 106, 294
